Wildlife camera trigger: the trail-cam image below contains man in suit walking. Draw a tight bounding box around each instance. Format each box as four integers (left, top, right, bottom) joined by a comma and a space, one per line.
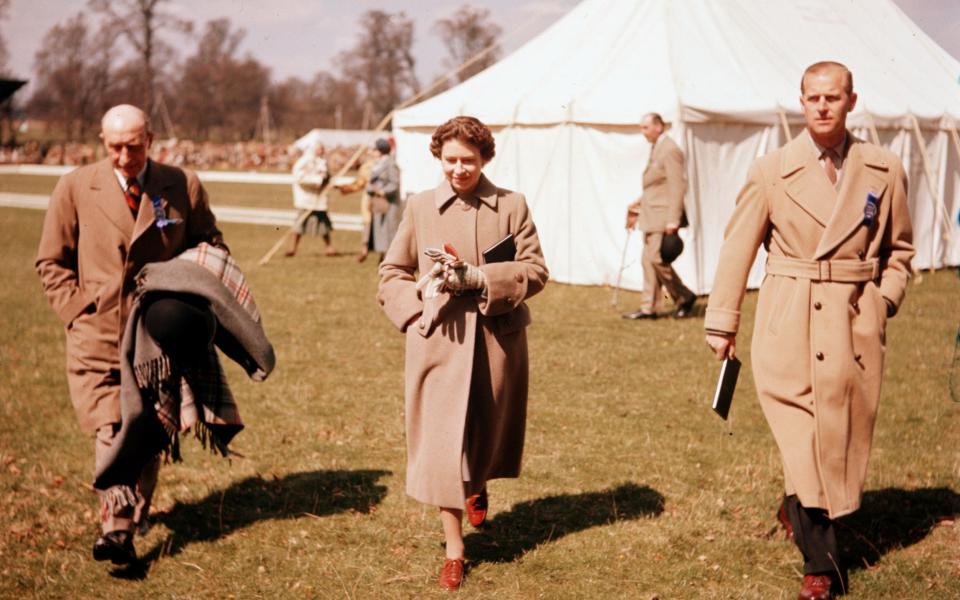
623, 113, 696, 320
704, 62, 914, 599
36, 104, 225, 565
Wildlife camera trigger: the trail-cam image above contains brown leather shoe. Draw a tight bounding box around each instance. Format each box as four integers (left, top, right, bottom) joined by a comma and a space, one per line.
438, 558, 465, 591
798, 574, 834, 600
778, 499, 795, 540
465, 489, 488, 527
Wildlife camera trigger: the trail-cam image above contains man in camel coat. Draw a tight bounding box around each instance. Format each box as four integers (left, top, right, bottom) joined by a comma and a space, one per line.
623, 112, 696, 319
36, 104, 224, 564
704, 62, 914, 599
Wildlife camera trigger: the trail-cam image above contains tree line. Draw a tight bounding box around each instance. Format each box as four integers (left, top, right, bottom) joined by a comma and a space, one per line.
12, 0, 502, 143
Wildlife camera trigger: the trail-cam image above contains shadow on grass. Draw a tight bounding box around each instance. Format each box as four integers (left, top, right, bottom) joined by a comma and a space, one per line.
464, 482, 664, 564
839, 486, 960, 572
114, 468, 390, 576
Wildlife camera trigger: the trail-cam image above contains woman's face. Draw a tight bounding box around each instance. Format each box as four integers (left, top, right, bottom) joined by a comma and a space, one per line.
440, 138, 485, 195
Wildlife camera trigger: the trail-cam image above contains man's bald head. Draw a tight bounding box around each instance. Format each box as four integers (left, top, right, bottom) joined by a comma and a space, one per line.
100, 104, 153, 179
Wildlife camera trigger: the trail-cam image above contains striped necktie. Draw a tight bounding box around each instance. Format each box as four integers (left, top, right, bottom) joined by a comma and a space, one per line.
125, 178, 142, 214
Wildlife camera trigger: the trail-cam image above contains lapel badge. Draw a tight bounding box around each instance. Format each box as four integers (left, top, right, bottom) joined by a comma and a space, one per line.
150, 195, 183, 229
862, 192, 879, 227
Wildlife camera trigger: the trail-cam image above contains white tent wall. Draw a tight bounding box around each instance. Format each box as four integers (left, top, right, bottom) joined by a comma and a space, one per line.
393, 0, 960, 294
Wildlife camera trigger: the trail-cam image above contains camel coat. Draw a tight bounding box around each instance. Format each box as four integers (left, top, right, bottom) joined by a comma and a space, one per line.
36, 158, 223, 433
378, 175, 548, 508
628, 134, 686, 232
705, 130, 914, 518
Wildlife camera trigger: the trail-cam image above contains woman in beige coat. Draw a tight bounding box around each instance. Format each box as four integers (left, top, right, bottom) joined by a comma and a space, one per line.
378, 116, 548, 590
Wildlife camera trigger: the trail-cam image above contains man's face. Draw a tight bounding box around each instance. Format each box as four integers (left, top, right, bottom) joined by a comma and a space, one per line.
640, 117, 663, 143
101, 125, 152, 179
800, 68, 857, 145
440, 137, 484, 195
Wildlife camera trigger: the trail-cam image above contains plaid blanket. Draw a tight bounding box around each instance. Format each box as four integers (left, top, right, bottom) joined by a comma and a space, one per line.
95, 243, 275, 512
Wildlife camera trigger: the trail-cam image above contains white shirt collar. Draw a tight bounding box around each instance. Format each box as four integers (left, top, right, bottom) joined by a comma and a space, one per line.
114, 161, 148, 190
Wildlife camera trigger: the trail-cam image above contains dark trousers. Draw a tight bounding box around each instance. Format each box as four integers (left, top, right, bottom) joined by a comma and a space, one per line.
784, 494, 842, 575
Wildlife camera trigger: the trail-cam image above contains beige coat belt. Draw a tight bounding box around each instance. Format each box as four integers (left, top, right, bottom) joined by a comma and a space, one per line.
765, 255, 879, 283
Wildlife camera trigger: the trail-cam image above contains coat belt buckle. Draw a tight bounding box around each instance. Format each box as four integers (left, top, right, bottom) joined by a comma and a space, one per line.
817, 260, 831, 281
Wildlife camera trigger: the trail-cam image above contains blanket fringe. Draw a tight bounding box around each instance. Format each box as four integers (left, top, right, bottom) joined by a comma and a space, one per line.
134, 355, 172, 390
100, 484, 140, 516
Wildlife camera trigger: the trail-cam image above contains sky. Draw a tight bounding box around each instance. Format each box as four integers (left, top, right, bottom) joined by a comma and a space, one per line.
4, 0, 960, 93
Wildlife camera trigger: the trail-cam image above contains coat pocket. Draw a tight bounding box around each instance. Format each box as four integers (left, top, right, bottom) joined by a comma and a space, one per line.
496, 304, 532, 336
765, 277, 794, 336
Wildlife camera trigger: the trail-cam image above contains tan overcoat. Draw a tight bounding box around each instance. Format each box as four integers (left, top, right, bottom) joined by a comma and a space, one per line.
628, 134, 686, 232
705, 130, 914, 518
378, 175, 548, 508
36, 158, 223, 433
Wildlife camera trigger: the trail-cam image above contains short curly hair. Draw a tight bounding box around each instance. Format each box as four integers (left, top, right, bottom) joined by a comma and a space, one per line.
429, 116, 495, 162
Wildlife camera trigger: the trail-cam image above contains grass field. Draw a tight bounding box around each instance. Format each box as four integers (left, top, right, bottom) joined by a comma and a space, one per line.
1, 205, 957, 599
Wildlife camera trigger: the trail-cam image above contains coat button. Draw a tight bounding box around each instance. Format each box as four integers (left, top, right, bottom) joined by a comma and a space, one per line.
814, 301, 822, 310
418, 319, 425, 328
816, 352, 824, 361
857, 251, 865, 260
852, 302, 859, 311
515, 273, 524, 283
506, 297, 513, 303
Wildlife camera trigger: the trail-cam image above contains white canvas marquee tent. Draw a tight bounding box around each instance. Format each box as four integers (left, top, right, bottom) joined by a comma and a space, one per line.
392, 0, 960, 293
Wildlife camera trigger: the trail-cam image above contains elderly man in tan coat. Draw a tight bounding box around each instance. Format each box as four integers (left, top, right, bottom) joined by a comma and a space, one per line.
705, 62, 914, 600
623, 112, 696, 319
36, 104, 224, 565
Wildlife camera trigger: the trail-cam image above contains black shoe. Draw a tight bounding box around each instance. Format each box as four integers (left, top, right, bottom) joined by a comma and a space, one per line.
92, 530, 136, 565
673, 296, 696, 318
622, 310, 658, 320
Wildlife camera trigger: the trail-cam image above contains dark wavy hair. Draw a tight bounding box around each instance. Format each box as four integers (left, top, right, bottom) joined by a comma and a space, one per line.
429, 116, 496, 162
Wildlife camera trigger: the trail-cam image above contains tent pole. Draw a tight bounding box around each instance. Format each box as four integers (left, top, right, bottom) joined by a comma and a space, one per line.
909, 114, 951, 272
777, 108, 792, 142
949, 122, 960, 167
865, 111, 881, 145
257, 16, 544, 266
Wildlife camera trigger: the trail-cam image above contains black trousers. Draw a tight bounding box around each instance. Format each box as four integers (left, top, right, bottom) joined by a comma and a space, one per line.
784, 494, 842, 575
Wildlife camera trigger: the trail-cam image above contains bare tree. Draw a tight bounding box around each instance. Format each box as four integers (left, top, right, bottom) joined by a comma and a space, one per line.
433, 6, 502, 83
174, 18, 270, 141
0, 0, 10, 76
29, 14, 114, 141
88, 0, 192, 116
338, 10, 419, 125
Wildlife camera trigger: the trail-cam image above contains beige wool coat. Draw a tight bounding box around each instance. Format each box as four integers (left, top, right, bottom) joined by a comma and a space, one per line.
705, 130, 914, 518
628, 134, 686, 232
36, 158, 223, 433
378, 175, 548, 508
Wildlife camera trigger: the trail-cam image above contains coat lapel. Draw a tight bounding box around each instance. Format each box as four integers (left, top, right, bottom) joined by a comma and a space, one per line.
781, 133, 836, 228
131, 160, 169, 245
814, 139, 889, 258
89, 160, 135, 239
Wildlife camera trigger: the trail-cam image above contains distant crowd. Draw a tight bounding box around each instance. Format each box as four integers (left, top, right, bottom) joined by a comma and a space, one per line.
0, 139, 363, 173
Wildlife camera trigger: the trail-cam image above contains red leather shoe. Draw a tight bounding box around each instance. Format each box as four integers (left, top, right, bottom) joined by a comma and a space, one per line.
798, 574, 834, 600
465, 489, 488, 527
438, 558, 465, 591
778, 500, 795, 540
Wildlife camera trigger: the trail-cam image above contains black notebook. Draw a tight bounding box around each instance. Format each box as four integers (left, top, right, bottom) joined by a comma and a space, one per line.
712, 356, 741, 420
482, 234, 516, 263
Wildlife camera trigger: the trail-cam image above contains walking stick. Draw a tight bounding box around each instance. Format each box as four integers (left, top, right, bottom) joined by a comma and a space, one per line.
611, 225, 635, 307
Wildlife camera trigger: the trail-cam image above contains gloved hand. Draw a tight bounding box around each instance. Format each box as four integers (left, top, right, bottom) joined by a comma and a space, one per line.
416, 261, 446, 299
443, 261, 486, 294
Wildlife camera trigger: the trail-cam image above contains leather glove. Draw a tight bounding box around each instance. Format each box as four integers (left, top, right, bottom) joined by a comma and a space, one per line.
443, 261, 486, 294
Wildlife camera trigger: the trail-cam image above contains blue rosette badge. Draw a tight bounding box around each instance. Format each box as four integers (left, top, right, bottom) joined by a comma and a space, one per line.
150, 195, 183, 229
862, 192, 879, 227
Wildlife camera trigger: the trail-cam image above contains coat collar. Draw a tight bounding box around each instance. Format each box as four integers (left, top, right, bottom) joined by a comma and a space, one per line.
89, 158, 135, 239
814, 138, 890, 258
433, 174, 499, 210
781, 129, 838, 227
90, 159, 176, 244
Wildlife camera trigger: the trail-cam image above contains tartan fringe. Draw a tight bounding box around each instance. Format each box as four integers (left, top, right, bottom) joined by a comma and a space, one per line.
100, 484, 140, 516
192, 421, 230, 457
134, 355, 171, 390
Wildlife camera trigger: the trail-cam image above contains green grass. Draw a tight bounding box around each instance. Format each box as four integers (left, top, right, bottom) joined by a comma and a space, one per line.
1, 206, 957, 599
0, 174, 362, 214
